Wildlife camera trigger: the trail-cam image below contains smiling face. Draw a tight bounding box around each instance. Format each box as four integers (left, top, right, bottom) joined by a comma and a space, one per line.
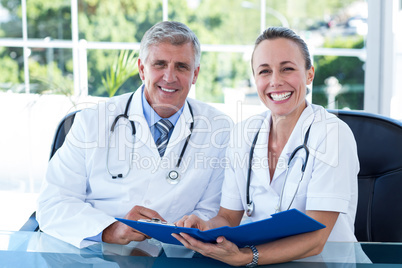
138, 42, 200, 118
252, 38, 314, 121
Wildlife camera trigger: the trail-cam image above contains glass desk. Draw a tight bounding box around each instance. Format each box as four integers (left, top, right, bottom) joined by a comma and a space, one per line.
1, 230, 402, 267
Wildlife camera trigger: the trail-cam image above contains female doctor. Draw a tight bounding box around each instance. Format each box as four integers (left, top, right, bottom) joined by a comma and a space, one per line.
173, 27, 359, 266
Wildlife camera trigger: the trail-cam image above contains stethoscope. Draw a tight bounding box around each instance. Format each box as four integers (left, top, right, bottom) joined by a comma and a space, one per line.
106, 92, 194, 184
246, 122, 313, 217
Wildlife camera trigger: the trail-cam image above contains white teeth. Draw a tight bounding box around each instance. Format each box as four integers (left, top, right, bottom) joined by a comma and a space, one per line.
161, 87, 175, 93
270, 92, 292, 101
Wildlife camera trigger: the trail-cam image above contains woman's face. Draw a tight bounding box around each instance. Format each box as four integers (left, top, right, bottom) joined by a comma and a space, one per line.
252, 38, 314, 120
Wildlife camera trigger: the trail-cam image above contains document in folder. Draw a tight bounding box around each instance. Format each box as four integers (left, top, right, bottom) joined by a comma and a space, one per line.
116, 209, 325, 247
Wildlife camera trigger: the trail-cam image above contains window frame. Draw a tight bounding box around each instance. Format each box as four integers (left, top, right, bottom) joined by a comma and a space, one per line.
0, 0, 397, 117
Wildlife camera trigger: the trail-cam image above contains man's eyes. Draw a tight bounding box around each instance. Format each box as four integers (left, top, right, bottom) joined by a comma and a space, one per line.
152, 62, 190, 71
154, 61, 166, 67
177, 64, 190, 70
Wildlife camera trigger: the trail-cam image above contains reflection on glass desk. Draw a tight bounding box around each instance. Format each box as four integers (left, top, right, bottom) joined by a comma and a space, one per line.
1, 231, 402, 267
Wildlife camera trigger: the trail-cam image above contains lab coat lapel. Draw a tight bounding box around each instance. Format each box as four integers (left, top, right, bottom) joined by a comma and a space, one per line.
274, 103, 316, 181
165, 101, 192, 156
251, 111, 288, 186
252, 113, 272, 191
127, 88, 192, 158
127, 87, 157, 154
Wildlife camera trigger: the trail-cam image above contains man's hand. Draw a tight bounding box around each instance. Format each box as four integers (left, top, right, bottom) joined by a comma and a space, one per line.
102, 205, 165, 245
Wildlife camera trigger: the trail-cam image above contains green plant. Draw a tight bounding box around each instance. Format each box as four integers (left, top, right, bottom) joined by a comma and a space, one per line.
102, 50, 139, 98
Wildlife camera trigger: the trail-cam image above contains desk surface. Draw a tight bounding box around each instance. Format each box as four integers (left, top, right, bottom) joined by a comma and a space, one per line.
1, 231, 402, 267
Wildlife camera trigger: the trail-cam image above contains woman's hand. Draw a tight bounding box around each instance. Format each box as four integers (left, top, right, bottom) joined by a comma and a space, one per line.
173, 208, 247, 265
175, 214, 210, 230
175, 208, 244, 231
172, 233, 253, 267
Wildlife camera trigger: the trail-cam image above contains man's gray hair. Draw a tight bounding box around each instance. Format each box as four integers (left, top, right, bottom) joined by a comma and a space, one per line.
139, 21, 201, 68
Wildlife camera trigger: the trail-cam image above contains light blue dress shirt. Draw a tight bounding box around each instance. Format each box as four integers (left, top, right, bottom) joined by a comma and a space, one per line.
141, 86, 183, 143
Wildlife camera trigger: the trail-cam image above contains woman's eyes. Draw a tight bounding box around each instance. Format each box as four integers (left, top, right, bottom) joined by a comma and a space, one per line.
283, 67, 295, 71
259, 69, 271, 75
259, 68, 294, 75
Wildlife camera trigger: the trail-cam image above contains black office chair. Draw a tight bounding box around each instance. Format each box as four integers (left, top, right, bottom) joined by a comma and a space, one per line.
329, 109, 402, 242
19, 110, 79, 232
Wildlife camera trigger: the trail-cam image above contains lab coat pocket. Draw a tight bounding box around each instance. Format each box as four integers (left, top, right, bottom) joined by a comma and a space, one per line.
167, 169, 210, 219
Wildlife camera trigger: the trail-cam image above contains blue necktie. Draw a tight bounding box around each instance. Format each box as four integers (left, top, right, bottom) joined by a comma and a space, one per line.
155, 119, 173, 157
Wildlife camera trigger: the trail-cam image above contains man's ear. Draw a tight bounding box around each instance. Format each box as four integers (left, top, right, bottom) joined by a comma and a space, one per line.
138, 58, 145, 80
192, 66, 200, 84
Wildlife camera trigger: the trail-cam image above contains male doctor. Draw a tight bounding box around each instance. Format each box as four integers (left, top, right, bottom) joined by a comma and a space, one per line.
37, 21, 232, 248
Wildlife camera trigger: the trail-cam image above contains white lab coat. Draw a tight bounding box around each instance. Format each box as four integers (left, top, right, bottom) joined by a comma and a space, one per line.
37, 87, 232, 248
221, 103, 359, 242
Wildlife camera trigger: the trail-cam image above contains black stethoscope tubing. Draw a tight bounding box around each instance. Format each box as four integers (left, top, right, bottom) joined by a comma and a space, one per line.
246, 122, 312, 216
107, 92, 194, 179
110, 93, 136, 135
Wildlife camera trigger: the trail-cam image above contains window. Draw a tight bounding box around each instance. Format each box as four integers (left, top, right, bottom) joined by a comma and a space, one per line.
0, 0, 400, 230
1, 0, 372, 106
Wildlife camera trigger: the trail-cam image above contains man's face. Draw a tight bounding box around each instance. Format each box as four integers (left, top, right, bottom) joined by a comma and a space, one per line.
138, 42, 200, 118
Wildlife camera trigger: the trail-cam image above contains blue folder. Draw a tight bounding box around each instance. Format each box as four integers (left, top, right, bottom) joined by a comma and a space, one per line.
116, 209, 325, 247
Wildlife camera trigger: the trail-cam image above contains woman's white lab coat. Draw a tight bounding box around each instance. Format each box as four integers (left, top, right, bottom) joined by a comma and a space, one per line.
221, 103, 359, 242
37, 87, 232, 248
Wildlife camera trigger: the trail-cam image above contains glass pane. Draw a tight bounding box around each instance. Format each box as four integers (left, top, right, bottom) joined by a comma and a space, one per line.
28, 48, 74, 95
169, 0, 260, 45
0, 47, 24, 92
312, 55, 365, 110
0, 0, 22, 38
196, 51, 251, 103
78, 0, 163, 42
27, 0, 72, 40
87, 49, 142, 97
265, 0, 367, 49
166, 0, 367, 106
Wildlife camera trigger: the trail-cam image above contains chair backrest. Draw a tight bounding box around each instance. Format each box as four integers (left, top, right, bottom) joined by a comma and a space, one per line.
20, 110, 79, 232
329, 109, 402, 242
49, 110, 79, 160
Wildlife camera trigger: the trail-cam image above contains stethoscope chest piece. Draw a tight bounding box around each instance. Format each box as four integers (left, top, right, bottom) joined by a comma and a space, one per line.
246, 201, 254, 217
166, 170, 181, 184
